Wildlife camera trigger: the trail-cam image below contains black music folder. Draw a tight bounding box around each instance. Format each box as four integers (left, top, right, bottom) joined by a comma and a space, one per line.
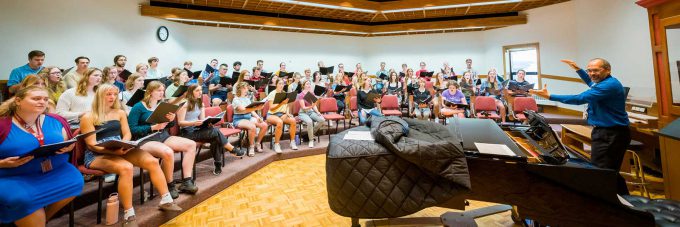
415, 95, 432, 105
273, 92, 298, 104
218, 76, 235, 87
21, 129, 103, 158
143, 78, 158, 88
171, 85, 189, 97
406, 85, 417, 95
279, 72, 293, 78
261, 72, 273, 78
313, 85, 327, 96
333, 84, 351, 92
245, 101, 266, 108
303, 92, 318, 104
319, 66, 334, 75
420, 71, 434, 77
120, 69, 132, 81
192, 71, 202, 79
442, 100, 469, 108
198, 112, 225, 129
232, 72, 240, 79
126, 89, 145, 107
145, 102, 182, 124
344, 72, 355, 77
204, 64, 216, 74
507, 81, 535, 92
96, 132, 159, 150
399, 72, 405, 78
378, 73, 389, 80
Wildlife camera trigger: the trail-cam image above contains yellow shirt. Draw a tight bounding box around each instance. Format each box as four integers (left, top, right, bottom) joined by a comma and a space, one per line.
266, 90, 288, 114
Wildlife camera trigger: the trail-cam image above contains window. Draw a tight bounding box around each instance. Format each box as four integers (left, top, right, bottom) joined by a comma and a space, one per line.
503, 43, 541, 89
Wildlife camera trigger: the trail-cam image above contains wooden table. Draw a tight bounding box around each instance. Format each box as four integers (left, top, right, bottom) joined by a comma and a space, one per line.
560, 124, 593, 160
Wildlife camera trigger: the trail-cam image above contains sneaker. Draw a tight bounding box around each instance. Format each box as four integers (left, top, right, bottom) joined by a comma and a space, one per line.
168, 182, 179, 199
178, 178, 198, 194
123, 215, 138, 227
255, 144, 263, 153
158, 202, 183, 211
248, 147, 255, 157
104, 174, 116, 183
213, 161, 222, 175
309, 141, 314, 148
232, 147, 245, 157
274, 143, 282, 154
290, 141, 298, 150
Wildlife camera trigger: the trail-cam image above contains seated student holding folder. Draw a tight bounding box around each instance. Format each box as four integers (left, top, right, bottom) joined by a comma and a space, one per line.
478, 70, 507, 123
232, 70, 258, 101
265, 78, 298, 153
56, 68, 101, 128
177, 84, 243, 175
297, 81, 327, 148
232, 82, 267, 157
440, 81, 468, 118
385, 72, 403, 103
411, 78, 433, 120
165, 70, 190, 102
331, 74, 349, 115
80, 84, 182, 226
0, 86, 84, 227
208, 64, 232, 107
357, 79, 383, 124
507, 69, 533, 97
459, 71, 476, 104
128, 81, 198, 198
120, 73, 145, 114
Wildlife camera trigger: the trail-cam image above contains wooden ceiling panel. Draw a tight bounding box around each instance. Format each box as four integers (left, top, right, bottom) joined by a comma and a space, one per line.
145, 0, 567, 36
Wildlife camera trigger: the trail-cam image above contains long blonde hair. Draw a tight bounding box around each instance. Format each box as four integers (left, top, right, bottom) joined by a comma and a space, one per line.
91, 84, 122, 125
125, 73, 143, 91
143, 81, 165, 107
77, 68, 101, 96
235, 82, 249, 97
0, 86, 48, 117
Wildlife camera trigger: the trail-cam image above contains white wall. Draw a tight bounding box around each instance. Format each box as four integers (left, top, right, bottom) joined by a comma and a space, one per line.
1, 0, 655, 110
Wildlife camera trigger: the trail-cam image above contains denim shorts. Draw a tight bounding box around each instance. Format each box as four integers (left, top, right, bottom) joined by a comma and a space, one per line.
84, 135, 122, 168
233, 113, 253, 126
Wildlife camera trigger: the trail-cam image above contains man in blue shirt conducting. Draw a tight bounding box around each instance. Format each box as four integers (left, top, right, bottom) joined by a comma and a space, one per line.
530, 58, 630, 195
8, 50, 45, 94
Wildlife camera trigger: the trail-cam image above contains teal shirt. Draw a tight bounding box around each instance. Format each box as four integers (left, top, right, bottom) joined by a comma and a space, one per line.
8, 64, 43, 86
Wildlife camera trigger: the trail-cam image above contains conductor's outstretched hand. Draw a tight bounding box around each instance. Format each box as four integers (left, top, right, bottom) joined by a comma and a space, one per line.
529, 84, 550, 99
560, 59, 581, 71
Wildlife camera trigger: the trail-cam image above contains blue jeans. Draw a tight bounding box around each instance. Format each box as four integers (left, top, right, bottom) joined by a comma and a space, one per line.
359, 108, 383, 124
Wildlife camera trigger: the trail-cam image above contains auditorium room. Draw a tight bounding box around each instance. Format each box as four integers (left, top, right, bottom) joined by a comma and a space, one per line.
2, 0, 680, 226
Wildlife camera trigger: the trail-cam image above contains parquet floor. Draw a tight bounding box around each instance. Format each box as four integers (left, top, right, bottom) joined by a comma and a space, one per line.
162, 155, 518, 227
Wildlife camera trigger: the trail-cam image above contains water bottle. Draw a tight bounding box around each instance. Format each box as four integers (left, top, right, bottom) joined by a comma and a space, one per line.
295, 134, 300, 145
105, 193, 119, 225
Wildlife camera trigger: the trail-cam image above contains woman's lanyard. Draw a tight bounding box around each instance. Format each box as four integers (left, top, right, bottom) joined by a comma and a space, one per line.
15, 115, 44, 146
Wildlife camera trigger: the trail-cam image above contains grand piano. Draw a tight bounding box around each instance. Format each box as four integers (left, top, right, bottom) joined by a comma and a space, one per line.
443, 114, 657, 226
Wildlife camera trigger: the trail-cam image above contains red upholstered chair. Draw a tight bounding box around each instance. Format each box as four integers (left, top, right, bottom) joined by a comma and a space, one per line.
473, 96, 501, 120
224, 104, 250, 155
70, 129, 111, 224
349, 96, 359, 126
319, 97, 346, 140
202, 94, 211, 107
348, 87, 357, 97
380, 95, 402, 117
425, 81, 433, 91
513, 97, 538, 122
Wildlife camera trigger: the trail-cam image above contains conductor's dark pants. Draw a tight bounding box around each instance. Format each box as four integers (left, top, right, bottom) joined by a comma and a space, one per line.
591, 125, 631, 195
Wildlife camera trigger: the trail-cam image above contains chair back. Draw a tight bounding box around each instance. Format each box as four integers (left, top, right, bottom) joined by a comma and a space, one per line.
226, 104, 235, 123
205, 106, 225, 125
261, 101, 270, 119
513, 97, 538, 113
291, 100, 302, 116
348, 88, 357, 97
474, 96, 497, 112
202, 94, 211, 107
168, 118, 180, 136
380, 95, 399, 110
70, 129, 85, 166
319, 97, 338, 113
425, 81, 433, 91
349, 96, 358, 111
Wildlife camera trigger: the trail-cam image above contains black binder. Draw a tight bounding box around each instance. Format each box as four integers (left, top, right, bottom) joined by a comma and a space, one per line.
313, 85, 327, 96
420, 71, 434, 77
334, 84, 351, 92
145, 102, 182, 124
204, 64, 216, 74
21, 128, 102, 158
344, 72, 355, 77
198, 112, 225, 129
171, 85, 189, 97
144, 78, 158, 88
245, 101, 266, 108
125, 89, 145, 107
119, 69, 132, 81
303, 92, 318, 104
273, 92, 298, 104
96, 132, 159, 150
232, 72, 240, 79
319, 66, 334, 75
261, 72, 273, 78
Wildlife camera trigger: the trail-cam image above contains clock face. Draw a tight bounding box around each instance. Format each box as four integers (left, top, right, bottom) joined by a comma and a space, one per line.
157, 26, 169, 41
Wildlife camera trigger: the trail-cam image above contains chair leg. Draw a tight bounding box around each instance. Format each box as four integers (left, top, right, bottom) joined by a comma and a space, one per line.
97, 177, 103, 224
69, 200, 74, 227
180, 152, 185, 179
193, 147, 201, 180
140, 168, 145, 204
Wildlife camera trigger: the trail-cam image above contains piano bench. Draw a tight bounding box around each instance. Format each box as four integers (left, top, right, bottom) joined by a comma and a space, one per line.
623, 195, 680, 227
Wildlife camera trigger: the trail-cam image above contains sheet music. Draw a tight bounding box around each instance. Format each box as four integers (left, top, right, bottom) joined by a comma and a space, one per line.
343, 131, 374, 141
474, 142, 516, 156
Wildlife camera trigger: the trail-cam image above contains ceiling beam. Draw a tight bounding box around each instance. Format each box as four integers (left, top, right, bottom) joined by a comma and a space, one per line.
141, 5, 526, 33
